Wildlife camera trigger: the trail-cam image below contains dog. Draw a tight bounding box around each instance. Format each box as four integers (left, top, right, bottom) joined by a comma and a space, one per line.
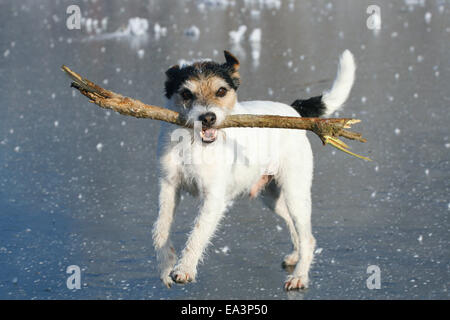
152, 49, 356, 290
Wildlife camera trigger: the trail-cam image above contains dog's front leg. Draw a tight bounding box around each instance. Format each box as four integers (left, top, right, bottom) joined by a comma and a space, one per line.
171, 190, 227, 284
153, 177, 180, 288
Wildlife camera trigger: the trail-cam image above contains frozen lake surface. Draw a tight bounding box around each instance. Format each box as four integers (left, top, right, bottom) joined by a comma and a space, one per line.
0, 0, 448, 299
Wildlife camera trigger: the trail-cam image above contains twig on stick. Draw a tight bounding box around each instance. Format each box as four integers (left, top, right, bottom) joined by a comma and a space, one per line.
61, 65, 371, 161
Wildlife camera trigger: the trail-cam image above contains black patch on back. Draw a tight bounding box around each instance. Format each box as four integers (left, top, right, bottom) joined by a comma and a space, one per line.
164, 61, 239, 99
291, 95, 326, 117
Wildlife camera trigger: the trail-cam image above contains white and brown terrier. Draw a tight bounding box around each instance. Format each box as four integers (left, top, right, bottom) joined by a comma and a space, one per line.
152, 50, 356, 290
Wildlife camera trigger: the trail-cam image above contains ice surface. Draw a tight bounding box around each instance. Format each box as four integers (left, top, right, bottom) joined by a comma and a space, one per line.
220, 246, 230, 254
229, 25, 247, 43
153, 23, 167, 39
249, 28, 262, 67
184, 25, 201, 39
127, 17, 149, 36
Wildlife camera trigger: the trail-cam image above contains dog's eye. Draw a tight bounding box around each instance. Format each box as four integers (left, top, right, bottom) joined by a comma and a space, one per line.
180, 89, 194, 101
216, 87, 228, 97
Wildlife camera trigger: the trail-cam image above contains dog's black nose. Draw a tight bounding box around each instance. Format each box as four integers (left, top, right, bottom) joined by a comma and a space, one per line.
198, 112, 216, 127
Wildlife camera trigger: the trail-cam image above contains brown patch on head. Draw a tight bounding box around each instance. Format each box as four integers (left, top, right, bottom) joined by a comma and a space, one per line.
181, 74, 237, 109
164, 51, 242, 100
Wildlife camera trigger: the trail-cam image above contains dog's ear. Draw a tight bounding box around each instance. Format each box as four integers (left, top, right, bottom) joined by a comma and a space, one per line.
165, 64, 180, 79
224, 50, 240, 71
164, 65, 181, 98
224, 51, 241, 89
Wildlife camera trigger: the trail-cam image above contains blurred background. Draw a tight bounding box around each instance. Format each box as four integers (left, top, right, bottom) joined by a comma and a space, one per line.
0, 0, 448, 299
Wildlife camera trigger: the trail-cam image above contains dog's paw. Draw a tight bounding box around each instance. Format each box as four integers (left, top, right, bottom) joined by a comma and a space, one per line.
282, 252, 299, 267
161, 273, 174, 288
284, 275, 308, 291
170, 266, 195, 284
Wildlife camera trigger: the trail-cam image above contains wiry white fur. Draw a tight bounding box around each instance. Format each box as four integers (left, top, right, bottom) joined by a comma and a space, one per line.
153, 51, 355, 290
322, 50, 356, 116
153, 100, 316, 289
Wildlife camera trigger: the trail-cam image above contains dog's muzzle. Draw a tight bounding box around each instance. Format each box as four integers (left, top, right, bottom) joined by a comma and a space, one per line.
198, 112, 218, 143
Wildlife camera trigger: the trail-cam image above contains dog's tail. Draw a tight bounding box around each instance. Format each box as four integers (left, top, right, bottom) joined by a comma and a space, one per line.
291, 50, 356, 117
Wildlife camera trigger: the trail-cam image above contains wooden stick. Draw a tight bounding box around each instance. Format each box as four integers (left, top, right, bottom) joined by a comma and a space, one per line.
61, 65, 371, 161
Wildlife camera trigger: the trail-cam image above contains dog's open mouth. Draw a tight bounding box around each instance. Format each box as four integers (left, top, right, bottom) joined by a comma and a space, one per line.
200, 128, 218, 143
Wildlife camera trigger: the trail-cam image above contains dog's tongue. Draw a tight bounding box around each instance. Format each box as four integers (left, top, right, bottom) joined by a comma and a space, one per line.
203, 128, 216, 139
201, 128, 217, 142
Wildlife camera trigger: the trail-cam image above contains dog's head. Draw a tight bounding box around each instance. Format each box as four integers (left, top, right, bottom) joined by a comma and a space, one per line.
164, 51, 240, 143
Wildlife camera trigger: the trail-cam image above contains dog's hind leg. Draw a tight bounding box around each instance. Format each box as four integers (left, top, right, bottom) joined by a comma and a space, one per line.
152, 177, 180, 288
279, 149, 316, 290
283, 192, 316, 290
274, 193, 301, 267
261, 183, 300, 267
